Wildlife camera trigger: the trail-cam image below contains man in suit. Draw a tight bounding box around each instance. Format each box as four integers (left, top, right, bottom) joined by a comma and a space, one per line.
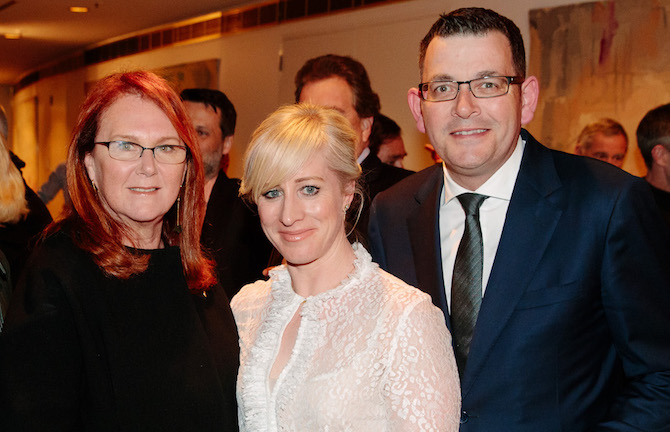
368, 8, 670, 431
294, 54, 412, 245
181, 89, 273, 300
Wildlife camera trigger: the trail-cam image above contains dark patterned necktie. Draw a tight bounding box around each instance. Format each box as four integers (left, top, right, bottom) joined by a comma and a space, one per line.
451, 193, 487, 379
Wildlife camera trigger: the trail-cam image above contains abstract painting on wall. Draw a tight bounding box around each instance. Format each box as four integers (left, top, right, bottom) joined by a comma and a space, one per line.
527, 0, 670, 175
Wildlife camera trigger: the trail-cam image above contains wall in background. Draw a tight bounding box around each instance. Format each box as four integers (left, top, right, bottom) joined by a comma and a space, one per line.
10, 0, 591, 216
0, 85, 12, 141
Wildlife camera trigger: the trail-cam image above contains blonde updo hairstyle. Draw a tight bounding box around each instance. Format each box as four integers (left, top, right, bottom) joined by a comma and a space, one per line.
240, 104, 362, 229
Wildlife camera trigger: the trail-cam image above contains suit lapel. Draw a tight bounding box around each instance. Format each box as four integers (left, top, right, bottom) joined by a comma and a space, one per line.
461, 132, 564, 395
407, 165, 450, 320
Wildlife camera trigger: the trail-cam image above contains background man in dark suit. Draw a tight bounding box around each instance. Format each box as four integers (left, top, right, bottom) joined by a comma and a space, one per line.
182, 89, 273, 300
368, 8, 670, 431
294, 54, 412, 245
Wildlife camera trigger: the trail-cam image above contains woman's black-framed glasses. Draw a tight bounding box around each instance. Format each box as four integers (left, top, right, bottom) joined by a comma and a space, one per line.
95, 141, 188, 164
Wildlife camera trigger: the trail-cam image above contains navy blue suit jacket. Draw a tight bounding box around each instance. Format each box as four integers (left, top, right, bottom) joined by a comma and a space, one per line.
368, 130, 670, 431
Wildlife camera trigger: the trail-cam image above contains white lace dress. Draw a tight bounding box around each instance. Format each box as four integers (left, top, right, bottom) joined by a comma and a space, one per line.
231, 244, 461, 431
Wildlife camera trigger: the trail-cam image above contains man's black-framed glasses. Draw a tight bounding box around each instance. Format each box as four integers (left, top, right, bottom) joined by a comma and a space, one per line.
95, 141, 188, 164
418, 76, 524, 102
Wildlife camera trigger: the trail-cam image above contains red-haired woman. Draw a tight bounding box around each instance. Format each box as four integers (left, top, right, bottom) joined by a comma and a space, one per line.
0, 71, 239, 431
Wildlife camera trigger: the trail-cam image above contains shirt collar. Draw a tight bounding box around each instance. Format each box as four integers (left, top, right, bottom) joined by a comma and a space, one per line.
443, 135, 525, 204
357, 147, 371, 164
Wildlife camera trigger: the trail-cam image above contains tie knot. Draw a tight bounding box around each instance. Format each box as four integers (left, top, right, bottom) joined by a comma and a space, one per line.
457, 193, 487, 216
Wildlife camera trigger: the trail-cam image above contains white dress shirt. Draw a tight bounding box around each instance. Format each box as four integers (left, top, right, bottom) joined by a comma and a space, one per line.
357, 146, 370, 164
439, 136, 525, 312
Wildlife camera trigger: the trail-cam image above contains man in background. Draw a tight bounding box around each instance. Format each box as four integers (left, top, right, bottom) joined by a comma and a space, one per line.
181, 89, 273, 300
575, 118, 628, 168
636, 103, 670, 225
369, 8, 670, 430
368, 113, 409, 169
294, 54, 412, 244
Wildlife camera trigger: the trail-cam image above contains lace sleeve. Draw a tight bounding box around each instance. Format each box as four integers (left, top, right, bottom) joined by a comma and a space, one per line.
383, 297, 461, 431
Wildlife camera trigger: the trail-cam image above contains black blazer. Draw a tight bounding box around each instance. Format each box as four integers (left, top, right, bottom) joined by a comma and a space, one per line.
369, 130, 670, 431
352, 153, 412, 247
202, 171, 273, 299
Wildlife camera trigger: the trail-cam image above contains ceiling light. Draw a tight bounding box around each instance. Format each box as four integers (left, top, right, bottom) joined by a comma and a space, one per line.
70, 6, 88, 13
4, 32, 21, 40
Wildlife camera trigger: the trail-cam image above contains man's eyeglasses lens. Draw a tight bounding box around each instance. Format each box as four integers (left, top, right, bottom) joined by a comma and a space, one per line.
419, 76, 523, 102
96, 141, 188, 164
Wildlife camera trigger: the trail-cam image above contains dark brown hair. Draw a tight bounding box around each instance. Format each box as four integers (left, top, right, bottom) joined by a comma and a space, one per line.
294, 54, 380, 119
368, 113, 401, 156
419, 8, 526, 79
637, 103, 670, 168
180, 88, 237, 138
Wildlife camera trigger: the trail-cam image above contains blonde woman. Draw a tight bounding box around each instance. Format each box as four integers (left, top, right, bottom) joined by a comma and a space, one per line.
232, 104, 460, 431
0, 132, 51, 290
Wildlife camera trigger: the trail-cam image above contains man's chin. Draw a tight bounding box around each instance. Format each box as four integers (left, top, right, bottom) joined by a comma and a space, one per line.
203, 162, 220, 178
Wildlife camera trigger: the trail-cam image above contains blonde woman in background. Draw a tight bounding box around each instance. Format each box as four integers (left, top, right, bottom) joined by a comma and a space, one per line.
232, 103, 460, 431
0, 122, 51, 300
0, 132, 28, 327
0, 133, 28, 225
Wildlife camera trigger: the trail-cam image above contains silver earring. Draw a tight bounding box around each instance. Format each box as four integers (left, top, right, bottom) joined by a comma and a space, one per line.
173, 196, 183, 234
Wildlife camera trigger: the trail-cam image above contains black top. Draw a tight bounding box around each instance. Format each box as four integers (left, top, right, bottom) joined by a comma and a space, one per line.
650, 184, 670, 226
202, 171, 274, 299
354, 153, 413, 247
0, 229, 239, 432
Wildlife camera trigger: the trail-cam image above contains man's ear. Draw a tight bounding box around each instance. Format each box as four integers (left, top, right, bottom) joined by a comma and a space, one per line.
407, 88, 426, 134
360, 116, 373, 144
222, 135, 233, 156
520, 76, 539, 126
651, 144, 670, 167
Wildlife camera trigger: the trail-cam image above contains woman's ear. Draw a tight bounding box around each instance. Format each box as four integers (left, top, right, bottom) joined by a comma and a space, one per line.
84, 152, 96, 184
344, 179, 356, 208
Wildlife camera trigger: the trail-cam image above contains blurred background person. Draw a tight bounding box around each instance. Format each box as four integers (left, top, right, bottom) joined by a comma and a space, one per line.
0, 106, 52, 292
232, 104, 460, 431
181, 88, 273, 299
636, 103, 670, 225
575, 118, 628, 168
368, 113, 410, 169
0, 132, 25, 331
295, 54, 412, 245
38, 161, 70, 209
0, 71, 239, 431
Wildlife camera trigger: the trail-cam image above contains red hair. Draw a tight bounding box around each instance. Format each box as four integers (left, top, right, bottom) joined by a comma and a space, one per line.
47, 71, 215, 291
